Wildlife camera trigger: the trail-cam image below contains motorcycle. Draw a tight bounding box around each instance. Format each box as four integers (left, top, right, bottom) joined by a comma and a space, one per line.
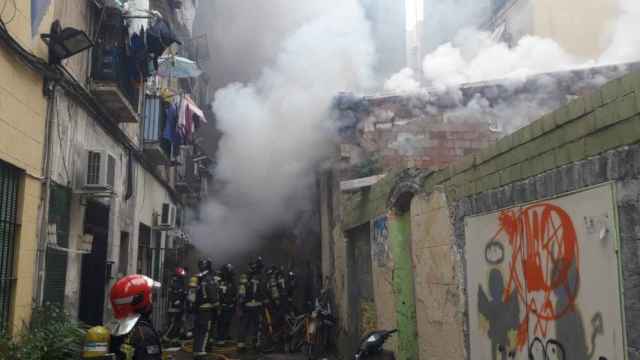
353, 329, 397, 360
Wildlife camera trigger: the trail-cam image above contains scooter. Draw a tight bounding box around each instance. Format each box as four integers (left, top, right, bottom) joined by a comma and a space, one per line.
353, 329, 397, 360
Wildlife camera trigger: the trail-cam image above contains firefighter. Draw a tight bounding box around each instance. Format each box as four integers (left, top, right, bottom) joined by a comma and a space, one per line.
193, 258, 219, 359
108, 274, 163, 360
162, 267, 187, 344
237, 256, 266, 351
284, 270, 298, 316
216, 263, 237, 346
184, 272, 199, 340
266, 266, 285, 329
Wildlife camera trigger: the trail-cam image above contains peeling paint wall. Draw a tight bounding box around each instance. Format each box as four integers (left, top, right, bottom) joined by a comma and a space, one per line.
411, 192, 466, 359
370, 215, 398, 351
388, 210, 419, 360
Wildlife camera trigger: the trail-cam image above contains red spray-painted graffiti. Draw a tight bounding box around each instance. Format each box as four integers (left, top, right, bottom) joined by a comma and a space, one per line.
490, 203, 580, 349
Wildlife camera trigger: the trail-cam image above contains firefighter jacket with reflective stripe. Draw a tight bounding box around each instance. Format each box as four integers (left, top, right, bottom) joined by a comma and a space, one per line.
195, 271, 219, 310
112, 317, 162, 360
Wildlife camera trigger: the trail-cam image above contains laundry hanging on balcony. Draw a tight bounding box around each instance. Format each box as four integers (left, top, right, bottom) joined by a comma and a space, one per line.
163, 95, 207, 147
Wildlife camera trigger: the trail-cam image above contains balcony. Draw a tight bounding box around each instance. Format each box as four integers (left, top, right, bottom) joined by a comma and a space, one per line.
90, 42, 140, 123
142, 96, 172, 165
175, 146, 195, 194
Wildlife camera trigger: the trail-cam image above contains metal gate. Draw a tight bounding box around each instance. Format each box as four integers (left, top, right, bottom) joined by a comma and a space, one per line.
0, 161, 21, 333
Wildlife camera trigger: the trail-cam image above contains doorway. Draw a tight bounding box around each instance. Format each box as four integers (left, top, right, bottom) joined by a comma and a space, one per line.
78, 200, 110, 326
346, 223, 375, 355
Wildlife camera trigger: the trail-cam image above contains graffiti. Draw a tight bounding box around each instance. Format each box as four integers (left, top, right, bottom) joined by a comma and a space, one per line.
491, 204, 580, 348
478, 269, 520, 360
485, 240, 505, 265
372, 216, 390, 267
468, 187, 623, 360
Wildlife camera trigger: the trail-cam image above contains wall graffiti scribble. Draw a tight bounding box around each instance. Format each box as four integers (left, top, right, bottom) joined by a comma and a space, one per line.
468, 187, 623, 360
493, 204, 580, 348
372, 216, 390, 267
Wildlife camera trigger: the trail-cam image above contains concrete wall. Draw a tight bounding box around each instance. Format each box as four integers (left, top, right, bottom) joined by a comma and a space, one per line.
0, 0, 51, 334
410, 192, 465, 359
335, 71, 640, 359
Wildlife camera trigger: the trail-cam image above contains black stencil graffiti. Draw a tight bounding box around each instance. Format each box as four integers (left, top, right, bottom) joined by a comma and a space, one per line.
484, 240, 505, 265
478, 269, 520, 360
528, 338, 566, 360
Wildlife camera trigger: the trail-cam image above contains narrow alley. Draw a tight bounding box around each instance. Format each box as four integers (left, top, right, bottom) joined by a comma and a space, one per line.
2, 1, 640, 360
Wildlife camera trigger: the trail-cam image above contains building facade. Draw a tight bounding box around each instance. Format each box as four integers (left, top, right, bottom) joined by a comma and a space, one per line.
484, 0, 617, 59
0, 0, 211, 335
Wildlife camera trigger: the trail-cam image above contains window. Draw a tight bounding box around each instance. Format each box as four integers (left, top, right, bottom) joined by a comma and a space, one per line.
0, 160, 21, 333
137, 224, 152, 276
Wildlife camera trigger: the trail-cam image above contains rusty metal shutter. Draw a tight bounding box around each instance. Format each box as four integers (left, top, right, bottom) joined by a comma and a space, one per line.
0, 160, 21, 333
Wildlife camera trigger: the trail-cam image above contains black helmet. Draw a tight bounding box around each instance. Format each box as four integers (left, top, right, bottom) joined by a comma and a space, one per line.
198, 258, 213, 273
249, 256, 264, 274
221, 264, 235, 280
266, 265, 278, 276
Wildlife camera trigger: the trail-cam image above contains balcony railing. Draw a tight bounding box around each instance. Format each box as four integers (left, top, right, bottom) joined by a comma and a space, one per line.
142, 96, 172, 165
90, 42, 140, 123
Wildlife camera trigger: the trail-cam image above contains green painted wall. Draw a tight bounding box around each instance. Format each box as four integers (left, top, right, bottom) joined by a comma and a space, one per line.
388, 211, 419, 360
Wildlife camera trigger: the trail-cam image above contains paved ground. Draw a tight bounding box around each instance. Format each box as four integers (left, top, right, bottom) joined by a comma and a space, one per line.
172, 351, 315, 360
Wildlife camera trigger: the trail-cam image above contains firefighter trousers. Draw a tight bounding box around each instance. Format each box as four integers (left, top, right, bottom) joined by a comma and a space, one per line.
193, 309, 214, 358
216, 306, 234, 343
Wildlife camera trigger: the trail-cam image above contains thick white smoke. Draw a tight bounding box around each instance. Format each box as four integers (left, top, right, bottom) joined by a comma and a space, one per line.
384, 0, 640, 133
190, 1, 374, 260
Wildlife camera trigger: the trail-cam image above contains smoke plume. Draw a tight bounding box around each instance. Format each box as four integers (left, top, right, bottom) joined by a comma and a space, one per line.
385, 0, 640, 133
190, 1, 374, 260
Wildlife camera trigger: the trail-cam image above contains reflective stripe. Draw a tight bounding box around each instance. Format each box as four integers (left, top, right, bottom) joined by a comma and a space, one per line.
113, 296, 134, 305
245, 301, 262, 307
83, 342, 109, 352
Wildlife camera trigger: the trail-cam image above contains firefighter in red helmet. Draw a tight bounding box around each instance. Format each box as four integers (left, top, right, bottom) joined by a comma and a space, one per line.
108, 274, 163, 360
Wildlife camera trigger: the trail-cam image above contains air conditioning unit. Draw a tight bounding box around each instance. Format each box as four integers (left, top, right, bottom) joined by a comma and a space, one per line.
158, 203, 177, 228
84, 150, 116, 191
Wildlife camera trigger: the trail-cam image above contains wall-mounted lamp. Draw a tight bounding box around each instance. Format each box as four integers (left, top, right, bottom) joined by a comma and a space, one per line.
41, 20, 94, 66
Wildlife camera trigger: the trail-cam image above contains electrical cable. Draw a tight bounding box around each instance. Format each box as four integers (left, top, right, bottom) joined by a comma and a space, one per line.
54, 92, 72, 183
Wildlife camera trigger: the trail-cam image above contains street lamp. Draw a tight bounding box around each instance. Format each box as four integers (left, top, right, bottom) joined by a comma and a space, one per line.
40, 20, 94, 66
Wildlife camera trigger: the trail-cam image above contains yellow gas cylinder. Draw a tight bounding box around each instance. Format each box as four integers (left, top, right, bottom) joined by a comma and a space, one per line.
82, 326, 111, 358
189, 276, 198, 288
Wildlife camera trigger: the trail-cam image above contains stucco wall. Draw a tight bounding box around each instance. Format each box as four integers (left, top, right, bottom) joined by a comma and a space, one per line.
494, 0, 617, 59
0, 0, 50, 334
533, 0, 617, 59
411, 192, 465, 359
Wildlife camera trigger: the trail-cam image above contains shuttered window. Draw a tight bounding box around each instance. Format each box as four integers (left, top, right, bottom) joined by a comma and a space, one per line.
0, 161, 21, 333
43, 184, 71, 305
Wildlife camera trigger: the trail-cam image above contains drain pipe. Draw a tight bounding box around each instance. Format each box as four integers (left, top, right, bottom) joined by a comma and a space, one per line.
33, 82, 56, 305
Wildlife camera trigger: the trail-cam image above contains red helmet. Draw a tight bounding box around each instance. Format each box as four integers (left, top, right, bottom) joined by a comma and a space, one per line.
175, 267, 186, 277
108, 275, 161, 336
